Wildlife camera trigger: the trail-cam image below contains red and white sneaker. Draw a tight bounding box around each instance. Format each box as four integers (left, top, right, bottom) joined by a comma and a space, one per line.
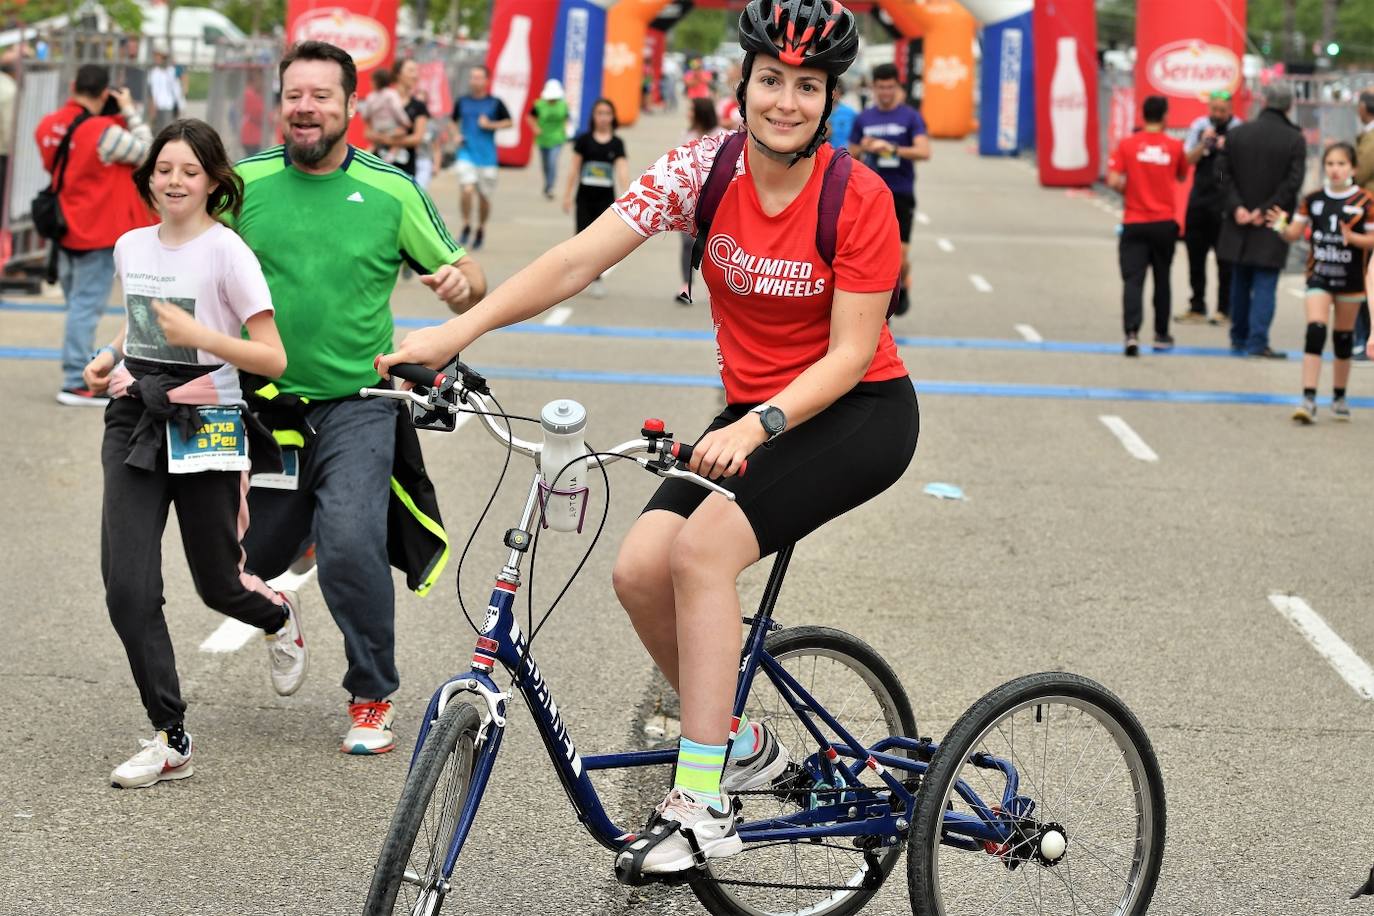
265, 590, 307, 696
110, 732, 193, 789
343, 698, 395, 754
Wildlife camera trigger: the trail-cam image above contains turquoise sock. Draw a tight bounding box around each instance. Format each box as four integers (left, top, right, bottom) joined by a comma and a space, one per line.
729, 714, 759, 760
673, 737, 727, 808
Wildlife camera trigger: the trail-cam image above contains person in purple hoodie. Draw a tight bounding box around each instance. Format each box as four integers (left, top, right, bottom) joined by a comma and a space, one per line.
849, 62, 929, 316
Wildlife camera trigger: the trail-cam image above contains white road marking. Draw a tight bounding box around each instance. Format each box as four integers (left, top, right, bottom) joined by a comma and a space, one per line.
916, 212, 931, 225
544, 306, 574, 326
199, 563, 320, 653
1098, 415, 1159, 462
969, 274, 993, 293
1014, 323, 1043, 342
1268, 595, 1374, 700
936, 238, 955, 253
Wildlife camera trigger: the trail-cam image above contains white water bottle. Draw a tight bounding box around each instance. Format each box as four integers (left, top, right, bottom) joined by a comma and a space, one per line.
492, 14, 533, 150
539, 399, 588, 533
1049, 36, 1089, 171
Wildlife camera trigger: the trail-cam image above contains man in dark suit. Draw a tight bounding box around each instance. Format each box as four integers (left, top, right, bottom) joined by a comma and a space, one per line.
1216, 82, 1306, 358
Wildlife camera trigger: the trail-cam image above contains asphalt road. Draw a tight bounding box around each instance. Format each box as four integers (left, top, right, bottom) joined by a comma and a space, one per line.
3, 107, 1372, 916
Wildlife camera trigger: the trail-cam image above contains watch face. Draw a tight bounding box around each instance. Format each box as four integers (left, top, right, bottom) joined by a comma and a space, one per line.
761, 406, 786, 436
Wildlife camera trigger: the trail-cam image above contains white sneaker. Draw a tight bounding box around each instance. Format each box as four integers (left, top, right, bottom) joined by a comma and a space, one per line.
265, 591, 307, 696
110, 732, 193, 789
343, 698, 396, 754
722, 722, 791, 794
614, 788, 742, 879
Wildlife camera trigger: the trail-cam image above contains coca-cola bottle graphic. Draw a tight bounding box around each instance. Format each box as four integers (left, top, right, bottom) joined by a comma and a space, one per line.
492, 14, 532, 149
1049, 36, 1089, 171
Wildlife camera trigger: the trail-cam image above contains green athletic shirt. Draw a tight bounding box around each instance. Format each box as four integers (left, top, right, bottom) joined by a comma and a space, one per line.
231, 146, 465, 401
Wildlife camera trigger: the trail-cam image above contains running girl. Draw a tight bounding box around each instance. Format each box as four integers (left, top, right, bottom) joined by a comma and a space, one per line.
1268, 141, 1374, 422
563, 97, 628, 298
83, 119, 307, 788
380, 0, 916, 879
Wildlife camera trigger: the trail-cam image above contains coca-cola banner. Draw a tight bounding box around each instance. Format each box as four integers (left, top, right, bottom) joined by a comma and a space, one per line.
1136, 0, 1247, 130
487, 0, 558, 167
547, 0, 612, 136
285, 0, 399, 148
1033, 0, 1099, 186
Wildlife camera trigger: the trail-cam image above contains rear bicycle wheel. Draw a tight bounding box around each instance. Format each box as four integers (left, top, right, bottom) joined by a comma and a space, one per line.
364, 700, 482, 916
907, 672, 1165, 916
691, 625, 919, 916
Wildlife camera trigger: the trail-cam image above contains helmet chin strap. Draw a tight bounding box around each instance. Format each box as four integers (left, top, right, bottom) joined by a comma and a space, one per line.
748, 130, 805, 166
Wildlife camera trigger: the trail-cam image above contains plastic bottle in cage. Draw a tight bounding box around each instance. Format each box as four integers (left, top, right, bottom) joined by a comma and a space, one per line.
492, 15, 533, 149
1049, 36, 1089, 171
539, 399, 588, 532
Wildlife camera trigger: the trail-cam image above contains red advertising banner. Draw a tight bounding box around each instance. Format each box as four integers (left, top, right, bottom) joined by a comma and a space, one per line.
1136, 0, 1247, 130
487, 0, 558, 167
285, 0, 399, 148
1033, 0, 1099, 186
416, 60, 452, 119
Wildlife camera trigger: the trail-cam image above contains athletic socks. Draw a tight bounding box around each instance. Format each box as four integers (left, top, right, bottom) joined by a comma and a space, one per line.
729, 715, 759, 760
161, 723, 189, 755
1304, 387, 1317, 400
1335, 387, 1347, 400
673, 737, 728, 811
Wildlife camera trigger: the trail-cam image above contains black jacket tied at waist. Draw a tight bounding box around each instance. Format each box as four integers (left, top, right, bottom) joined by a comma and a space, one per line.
121, 357, 282, 475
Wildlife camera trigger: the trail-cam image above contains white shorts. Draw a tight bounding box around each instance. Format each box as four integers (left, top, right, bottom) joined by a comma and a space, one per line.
456, 160, 499, 198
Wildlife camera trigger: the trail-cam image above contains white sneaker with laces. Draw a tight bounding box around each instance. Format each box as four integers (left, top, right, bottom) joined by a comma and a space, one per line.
722, 722, 791, 794
265, 591, 307, 696
110, 732, 193, 789
343, 698, 396, 754
615, 788, 742, 878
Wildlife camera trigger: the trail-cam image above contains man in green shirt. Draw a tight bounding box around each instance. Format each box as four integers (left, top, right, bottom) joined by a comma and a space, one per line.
527, 78, 569, 199
235, 41, 485, 755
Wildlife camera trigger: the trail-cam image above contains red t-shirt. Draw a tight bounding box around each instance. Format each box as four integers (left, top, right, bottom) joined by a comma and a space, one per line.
613, 134, 908, 404
1107, 130, 1187, 224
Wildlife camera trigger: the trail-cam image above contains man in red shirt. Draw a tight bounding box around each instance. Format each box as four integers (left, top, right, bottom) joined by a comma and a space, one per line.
1107, 95, 1188, 356
35, 64, 156, 405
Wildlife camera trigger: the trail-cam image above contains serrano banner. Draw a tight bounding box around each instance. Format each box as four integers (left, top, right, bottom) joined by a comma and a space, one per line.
547, 0, 612, 136
1136, 0, 1248, 130
286, 0, 399, 148
1033, 0, 1099, 186
487, 0, 558, 167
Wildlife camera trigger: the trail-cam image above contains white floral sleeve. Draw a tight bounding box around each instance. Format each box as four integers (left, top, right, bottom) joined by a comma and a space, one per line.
612, 132, 744, 238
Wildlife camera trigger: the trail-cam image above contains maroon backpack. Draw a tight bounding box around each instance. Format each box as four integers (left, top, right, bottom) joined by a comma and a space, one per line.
689, 130, 901, 317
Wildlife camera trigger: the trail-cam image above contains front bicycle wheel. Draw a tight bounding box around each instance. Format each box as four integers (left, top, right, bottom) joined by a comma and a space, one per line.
907, 672, 1165, 916
691, 625, 919, 916
364, 700, 482, 916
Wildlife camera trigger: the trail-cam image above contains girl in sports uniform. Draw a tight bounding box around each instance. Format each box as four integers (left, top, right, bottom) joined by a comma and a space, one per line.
1268, 142, 1374, 422
378, 0, 917, 877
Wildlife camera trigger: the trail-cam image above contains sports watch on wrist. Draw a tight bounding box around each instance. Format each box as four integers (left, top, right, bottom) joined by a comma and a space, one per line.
751, 403, 786, 440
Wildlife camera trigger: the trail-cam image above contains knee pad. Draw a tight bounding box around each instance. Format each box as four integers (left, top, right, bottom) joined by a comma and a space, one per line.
1305, 322, 1328, 357
1333, 330, 1354, 360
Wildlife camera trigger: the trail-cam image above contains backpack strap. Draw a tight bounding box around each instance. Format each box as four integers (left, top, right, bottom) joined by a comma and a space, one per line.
690, 130, 748, 281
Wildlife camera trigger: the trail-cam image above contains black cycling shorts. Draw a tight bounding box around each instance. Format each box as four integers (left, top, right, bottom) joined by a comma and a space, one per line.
892, 192, 916, 244
642, 377, 919, 557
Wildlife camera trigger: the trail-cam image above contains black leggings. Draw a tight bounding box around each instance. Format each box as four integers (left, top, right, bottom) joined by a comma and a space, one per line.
643, 377, 919, 557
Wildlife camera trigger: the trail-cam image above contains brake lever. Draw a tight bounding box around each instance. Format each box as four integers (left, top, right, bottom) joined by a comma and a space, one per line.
358, 386, 436, 410
635, 457, 737, 502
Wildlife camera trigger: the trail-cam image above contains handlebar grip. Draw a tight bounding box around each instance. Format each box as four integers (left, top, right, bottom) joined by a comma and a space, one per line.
670, 441, 746, 477
389, 363, 448, 389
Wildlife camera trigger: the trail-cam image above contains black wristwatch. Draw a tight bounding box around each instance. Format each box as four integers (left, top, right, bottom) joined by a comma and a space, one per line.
752, 404, 786, 440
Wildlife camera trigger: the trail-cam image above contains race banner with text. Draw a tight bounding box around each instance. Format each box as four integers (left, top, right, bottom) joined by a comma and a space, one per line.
1033, 0, 1099, 186
286, 0, 399, 148
1136, 0, 1248, 130
547, 0, 612, 136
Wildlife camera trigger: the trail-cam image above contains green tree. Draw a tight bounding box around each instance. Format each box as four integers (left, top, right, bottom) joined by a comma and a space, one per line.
9, 0, 142, 31
671, 8, 728, 57
1249, 0, 1374, 63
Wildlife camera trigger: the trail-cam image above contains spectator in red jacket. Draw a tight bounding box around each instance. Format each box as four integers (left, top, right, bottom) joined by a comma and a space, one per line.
35, 63, 156, 406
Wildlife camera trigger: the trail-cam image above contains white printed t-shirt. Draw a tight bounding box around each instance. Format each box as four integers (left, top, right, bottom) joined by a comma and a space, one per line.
112, 221, 274, 405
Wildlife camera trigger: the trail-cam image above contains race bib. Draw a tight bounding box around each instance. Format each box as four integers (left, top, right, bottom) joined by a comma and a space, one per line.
167, 406, 250, 474
877, 154, 901, 169
580, 160, 614, 189
250, 448, 300, 491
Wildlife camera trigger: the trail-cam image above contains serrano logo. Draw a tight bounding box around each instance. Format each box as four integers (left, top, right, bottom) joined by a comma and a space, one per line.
1146, 40, 1240, 100
707, 233, 827, 298
292, 8, 390, 71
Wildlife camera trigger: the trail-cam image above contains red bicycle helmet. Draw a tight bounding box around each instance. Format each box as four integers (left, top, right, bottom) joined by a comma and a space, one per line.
737, 0, 859, 76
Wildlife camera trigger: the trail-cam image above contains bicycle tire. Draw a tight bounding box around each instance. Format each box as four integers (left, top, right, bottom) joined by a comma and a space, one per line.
907, 672, 1165, 916
690, 625, 919, 916
364, 700, 482, 916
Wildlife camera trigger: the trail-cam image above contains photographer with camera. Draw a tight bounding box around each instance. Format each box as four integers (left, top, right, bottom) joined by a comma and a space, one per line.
35, 64, 156, 406
1179, 89, 1242, 325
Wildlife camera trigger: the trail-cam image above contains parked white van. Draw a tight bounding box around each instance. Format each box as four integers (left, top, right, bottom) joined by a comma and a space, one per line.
137, 3, 247, 67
